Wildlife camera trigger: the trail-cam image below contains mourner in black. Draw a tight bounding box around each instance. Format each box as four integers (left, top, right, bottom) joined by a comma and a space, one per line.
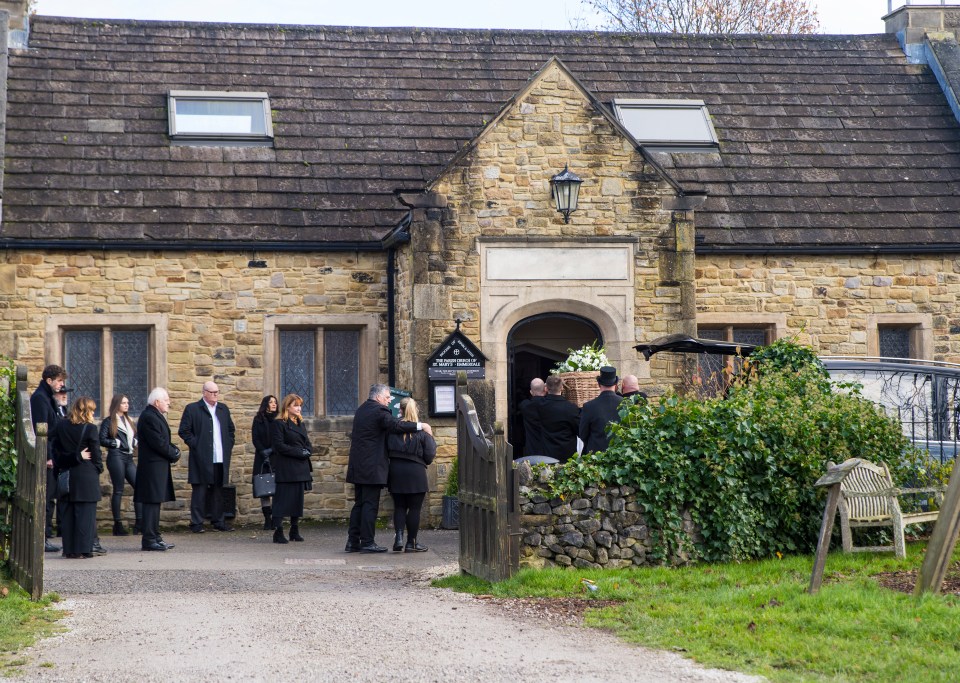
29, 364, 67, 553
99, 393, 142, 536
387, 397, 437, 552
620, 374, 648, 401
345, 383, 429, 553
251, 395, 278, 531
269, 394, 313, 544
134, 388, 180, 552
519, 377, 547, 457
538, 375, 580, 463
50, 396, 102, 559
178, 381, 237, 533
579, 366, 625, 455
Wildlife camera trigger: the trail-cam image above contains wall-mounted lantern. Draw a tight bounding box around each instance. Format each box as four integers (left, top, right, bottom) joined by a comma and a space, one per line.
550, 165, 583, 223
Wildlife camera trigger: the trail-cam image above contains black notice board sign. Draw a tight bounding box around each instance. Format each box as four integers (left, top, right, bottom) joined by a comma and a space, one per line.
427, 326, 486, 380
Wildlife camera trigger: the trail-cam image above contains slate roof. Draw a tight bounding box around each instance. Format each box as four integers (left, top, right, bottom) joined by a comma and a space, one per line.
4, 16, 960, 251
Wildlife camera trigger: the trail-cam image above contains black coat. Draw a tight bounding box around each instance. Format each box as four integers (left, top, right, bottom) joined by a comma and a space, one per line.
387, 431, 437, 495
537, 394, 580, 463
346, 399, 418, 486
134, 404, 180, 504
178, 399, 236, 486
29, 381, 61, 436
251, 414, 275, 478
579, 390, 624, 454
270, 418, 313, 484
50, 421, 102, 503
98, 417, 135, 461
519, 396, 545, 456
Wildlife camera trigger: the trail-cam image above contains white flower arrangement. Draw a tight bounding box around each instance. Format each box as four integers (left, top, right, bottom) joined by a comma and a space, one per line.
551, 341, 609, 374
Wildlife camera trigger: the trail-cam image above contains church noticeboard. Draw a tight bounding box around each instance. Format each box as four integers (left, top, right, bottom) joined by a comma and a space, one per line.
427, 326, 486, 380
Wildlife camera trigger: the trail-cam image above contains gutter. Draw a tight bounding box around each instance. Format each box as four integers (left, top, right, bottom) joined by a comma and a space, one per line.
696, 243, 960, 256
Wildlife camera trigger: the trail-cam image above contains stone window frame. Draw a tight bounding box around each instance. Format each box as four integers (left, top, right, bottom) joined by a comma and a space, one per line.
44, 314, 169, 411
167, 90, 274, 145
866, 314, 932, 360
263, 314, 379, 421
695, 313, 787, 344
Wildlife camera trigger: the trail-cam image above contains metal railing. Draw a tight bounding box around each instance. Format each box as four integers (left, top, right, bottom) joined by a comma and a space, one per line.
890, 0, 960, 11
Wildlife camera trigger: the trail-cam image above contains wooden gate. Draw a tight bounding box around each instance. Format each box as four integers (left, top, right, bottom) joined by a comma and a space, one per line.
9, 366, 45, 600
456, 373, 519, 582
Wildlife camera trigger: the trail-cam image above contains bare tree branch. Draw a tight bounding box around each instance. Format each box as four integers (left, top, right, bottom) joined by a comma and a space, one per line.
584, 0, 819, 34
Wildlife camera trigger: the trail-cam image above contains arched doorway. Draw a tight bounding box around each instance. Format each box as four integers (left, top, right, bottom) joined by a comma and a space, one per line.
507, 313, 602, 455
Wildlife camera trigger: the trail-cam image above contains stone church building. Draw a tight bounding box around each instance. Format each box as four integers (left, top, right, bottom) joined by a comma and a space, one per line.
0, 2, 957, 523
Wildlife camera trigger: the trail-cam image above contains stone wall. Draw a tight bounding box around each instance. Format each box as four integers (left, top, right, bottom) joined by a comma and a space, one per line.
1, 249, 404, 526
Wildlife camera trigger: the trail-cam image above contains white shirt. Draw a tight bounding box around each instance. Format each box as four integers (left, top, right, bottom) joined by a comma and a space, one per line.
206, 401, 223, 464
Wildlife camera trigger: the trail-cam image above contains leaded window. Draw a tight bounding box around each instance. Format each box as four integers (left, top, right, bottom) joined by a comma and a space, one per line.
879, 326, 914, 360
278, 328, 361, 417
63, 328, 151, 417
696, 325, 773, 396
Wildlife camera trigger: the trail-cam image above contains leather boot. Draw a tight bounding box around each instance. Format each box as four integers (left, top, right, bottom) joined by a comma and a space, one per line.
112, 521, 129, 536
262, 506, 273, 531
393, 530, 404, 552
289, 517, 304, 542
405, 538, 428, 552
273, 523, 288, 544
92, 537, 108, 555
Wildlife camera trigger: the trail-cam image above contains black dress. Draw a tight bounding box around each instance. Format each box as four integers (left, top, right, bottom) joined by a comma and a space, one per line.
387, 431, 437, 495
251, 413, 275, 489
50, 420, 102, 555
270, 417, 313, 518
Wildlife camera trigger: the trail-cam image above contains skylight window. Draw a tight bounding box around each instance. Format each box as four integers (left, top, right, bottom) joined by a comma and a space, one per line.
168, 91, 273, 143
612, 99, 718, 150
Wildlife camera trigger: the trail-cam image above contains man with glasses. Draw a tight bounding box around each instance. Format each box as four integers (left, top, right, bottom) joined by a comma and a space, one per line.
178, 381, 236, 533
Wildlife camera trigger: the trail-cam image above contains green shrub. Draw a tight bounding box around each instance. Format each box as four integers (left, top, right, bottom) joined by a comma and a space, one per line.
0, 358, 17, 555
445, 457, 459, 497
546, 341, 937, 564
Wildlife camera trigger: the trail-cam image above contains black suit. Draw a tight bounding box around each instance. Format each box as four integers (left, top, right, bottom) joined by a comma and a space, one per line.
579, 390, 624, 454
30, 381, 63, 537
346, 399, 417, 547
519, 396, 545, 456
135, 404, 180, 547
537, 394, 580, 463
179, 399, 236, 530
50, 420, 102, 555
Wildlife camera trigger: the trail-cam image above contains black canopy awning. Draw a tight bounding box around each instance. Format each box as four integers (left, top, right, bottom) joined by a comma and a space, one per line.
634, 334, 759, 361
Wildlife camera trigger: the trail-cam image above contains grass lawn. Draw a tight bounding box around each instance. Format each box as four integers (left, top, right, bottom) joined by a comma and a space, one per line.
0, 573, 63, 675
435, 543, 960, 682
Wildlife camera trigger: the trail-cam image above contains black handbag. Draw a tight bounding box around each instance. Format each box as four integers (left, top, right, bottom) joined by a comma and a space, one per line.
56, 469, 70, 497
253, 461, 276, 498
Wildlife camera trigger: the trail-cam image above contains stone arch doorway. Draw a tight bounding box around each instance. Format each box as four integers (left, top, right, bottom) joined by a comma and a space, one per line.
506, 313, 602, 455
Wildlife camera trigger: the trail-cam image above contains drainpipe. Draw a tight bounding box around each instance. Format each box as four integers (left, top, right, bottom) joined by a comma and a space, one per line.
381, 213, 412, 388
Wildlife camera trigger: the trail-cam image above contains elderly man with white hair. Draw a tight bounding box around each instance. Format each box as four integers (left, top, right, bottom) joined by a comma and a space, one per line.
134, 388, 181, 552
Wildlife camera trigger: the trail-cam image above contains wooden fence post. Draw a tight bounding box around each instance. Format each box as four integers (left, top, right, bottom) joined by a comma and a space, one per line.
915, 458, 960, 595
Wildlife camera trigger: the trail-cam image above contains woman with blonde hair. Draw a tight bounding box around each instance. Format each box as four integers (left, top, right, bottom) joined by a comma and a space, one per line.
99, 393, 142, 536
387, 397, 436, 552
269, 394, 313, 544
50, 396, 103, 558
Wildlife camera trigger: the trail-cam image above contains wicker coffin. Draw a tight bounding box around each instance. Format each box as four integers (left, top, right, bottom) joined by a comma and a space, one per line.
558, 371, 602, 407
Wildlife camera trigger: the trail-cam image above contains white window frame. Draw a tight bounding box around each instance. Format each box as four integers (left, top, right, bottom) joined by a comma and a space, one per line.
613, 98, 719, 150
168, 90, 274, 143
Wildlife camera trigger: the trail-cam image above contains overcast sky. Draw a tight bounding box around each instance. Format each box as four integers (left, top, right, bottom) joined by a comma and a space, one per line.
33, 0, 891, 34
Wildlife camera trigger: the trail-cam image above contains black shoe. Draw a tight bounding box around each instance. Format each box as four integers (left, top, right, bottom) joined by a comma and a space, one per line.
393, 530, 404, 552
44, 540, 61, 553
345, 542, 361, 553
80, 553, 94, 559
262, 509, 273, 531
91, 541, 107, 556
273, 527, 288, 544
190, 525, 205, 534
289, 528, 304, 542
141, 542, 167, 551
159, 541, 175, 550
132, 521, 142, 535
112, 521, 129, 537
212, 524, 234, 532
359, 542, 388, 553
405, 539, 428, 553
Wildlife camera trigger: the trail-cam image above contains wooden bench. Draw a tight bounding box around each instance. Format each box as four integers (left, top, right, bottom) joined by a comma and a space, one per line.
835, 458, 944, 558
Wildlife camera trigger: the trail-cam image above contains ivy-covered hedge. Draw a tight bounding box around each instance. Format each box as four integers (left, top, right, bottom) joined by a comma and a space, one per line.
548, 341, 940, 564
0, 359, 17, 552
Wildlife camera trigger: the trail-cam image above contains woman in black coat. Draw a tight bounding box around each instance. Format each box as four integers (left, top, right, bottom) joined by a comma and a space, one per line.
387, 397, 436, 552
51, 396, 103, 558
269, 394, 313, 544
99, 393, 142, 536
251, 395, 278, 530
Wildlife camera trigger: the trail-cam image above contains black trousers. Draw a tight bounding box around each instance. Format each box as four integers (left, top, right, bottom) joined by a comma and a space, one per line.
392, 492, 426, 540
141, 502, 161, 547
107, 452, 143, 524
61, 500, 96, 555
45, 467, 57, 537
348, 484, 382, 546
190, 463, 225, 528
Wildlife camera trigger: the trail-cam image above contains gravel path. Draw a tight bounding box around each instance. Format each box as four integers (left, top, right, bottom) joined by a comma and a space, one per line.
14, 527, 763, 683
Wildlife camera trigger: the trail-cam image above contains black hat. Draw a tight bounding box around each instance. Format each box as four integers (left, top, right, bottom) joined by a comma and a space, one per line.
597, 366, 619, 387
